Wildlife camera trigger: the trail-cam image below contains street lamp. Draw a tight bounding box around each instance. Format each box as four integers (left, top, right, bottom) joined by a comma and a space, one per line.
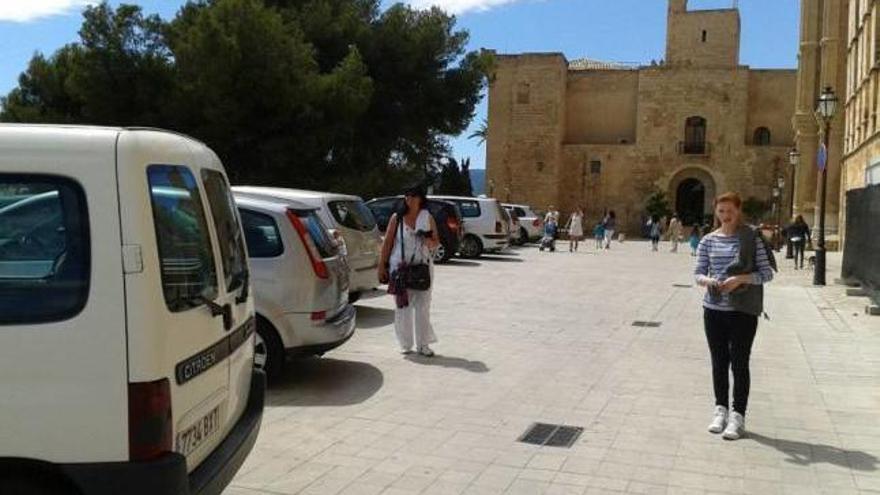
786, 148, 800, 259
814, 86, 837, 286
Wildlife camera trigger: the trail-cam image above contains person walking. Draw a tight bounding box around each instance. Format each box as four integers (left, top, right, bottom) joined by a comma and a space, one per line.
566, 207, 585, 252
694, 192, 775, 440
787, 215, 811, 270
593, 219, 605, 250
688, 225, 701, 256
378, 185, 440, 357
649, 215, 662, 251
669, 214, 683, 253
602, 210, 617, 249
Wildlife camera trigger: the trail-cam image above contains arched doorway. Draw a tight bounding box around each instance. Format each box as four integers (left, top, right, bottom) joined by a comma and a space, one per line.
676, 179, 706, 226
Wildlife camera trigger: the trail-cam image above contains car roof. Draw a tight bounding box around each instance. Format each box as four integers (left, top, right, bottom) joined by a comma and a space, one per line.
233, 185, 364, 202
233, 193, 314, 213
430, 195, 496, 202
0, 123, 205, 145
369, 195, 455, 206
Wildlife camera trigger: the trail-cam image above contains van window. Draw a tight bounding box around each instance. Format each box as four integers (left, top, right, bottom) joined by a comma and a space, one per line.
239, 208, 283, 258
202, 169, 248, 292
366, 199, 402, 231
456, 200, 481, 218
0, 176, 90, 324
147, 165, 218, 312
329, 200, 377, 232
514, 207, 527, 217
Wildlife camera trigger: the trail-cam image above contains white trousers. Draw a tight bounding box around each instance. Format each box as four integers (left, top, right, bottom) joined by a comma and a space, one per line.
394, 289, 437, 351
604, 229, 616, 248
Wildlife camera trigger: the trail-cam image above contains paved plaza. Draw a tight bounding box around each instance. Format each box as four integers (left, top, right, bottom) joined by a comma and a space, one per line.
226, 241, 880, 495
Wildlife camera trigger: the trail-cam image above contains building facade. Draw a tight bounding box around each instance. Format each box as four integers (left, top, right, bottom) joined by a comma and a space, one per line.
486, 0, 797, 234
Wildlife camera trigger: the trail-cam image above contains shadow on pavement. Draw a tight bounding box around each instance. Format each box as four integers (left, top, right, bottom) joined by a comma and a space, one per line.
404, 354, 489, 373
355, 305, 394, 329
479, 256, 524, 263
267, 357, 383, 407
442, 260, 482, 267
748, 432, 878, 471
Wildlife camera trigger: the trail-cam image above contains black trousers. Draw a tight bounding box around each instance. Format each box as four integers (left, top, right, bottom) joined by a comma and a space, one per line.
703, 308, 758, 415
792, 240, 806, 268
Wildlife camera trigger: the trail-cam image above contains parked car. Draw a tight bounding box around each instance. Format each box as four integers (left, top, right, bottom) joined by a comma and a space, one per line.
502, 206, 522, 246
503, 203, 543, 243
0, 124, 263, 495
232, 187, 382, 302
234, 194, 356, 380
366, 196, 463, 263
430, 196, 509, 258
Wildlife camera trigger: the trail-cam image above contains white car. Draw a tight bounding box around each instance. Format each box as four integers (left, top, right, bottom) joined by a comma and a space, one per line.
233, 187, 382, 301
430, 195, 510, 258
503, 203, 544, 243
0, 125, 263, 494
234, 194, 356, 380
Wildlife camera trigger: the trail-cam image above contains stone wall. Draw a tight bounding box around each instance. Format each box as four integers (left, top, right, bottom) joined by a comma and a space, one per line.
565, 71, 638, 145
666, 1, 740, 68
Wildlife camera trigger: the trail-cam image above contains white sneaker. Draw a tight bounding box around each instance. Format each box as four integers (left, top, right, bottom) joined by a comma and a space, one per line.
417, 345, 435, 357
722, 411, 745, 440
708, 405, 728, 434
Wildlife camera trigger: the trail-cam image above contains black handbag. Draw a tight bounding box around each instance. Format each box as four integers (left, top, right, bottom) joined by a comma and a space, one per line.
396, 214, 431, 291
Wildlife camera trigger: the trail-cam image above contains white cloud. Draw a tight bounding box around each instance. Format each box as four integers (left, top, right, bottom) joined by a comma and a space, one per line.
0, 0, 96, 23
405, 0, 525, 15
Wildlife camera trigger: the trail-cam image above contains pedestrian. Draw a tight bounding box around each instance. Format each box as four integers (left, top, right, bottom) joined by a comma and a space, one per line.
566, 207, 585, 252
649, 214, 662, 251
603, 210, 617, 249
694, 192, 775, 441
688, 225, 701, 256
593, 219, 605, 250
669, 214, 683, 252
787, 215, 811, 270
539, 217, 558, 252
378, 184, 440, 357
544, 205, 560, 224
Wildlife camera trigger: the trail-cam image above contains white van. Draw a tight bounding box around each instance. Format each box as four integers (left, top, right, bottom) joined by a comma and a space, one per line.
430, 195, 510, 258
234, 194, 356, 380
0, 125, 263, 495
232, 187, 382, 301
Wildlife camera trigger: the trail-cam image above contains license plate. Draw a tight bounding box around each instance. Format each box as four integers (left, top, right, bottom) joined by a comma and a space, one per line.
176, 406, 220, 457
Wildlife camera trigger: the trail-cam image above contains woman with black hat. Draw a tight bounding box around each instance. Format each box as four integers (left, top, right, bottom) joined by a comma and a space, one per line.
378, 184, 440, 356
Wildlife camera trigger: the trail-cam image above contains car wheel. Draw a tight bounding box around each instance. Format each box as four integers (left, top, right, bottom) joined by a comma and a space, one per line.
254, 317, 285, 381
433, 242, 449, 263
519, 228, 529, 245
459, 235, 483, 259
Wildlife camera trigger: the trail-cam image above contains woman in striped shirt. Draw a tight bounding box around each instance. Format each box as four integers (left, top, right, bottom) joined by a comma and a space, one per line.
694, 192, 774, 440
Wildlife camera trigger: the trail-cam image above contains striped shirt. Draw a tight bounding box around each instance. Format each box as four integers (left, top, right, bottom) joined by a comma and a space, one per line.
694, 231, 774, 311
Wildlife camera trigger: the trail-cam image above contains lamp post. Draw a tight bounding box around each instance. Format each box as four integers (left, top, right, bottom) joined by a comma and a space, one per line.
786, 148, 800, 259
814, 86, 837, 286
775, 175, 785, 250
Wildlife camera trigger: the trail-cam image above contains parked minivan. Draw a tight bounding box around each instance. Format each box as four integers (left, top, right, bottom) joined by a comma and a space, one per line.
430, 195, 509, 258
234, 194, 356, 380
233, 187, 381, 302
0, 125, 263, 495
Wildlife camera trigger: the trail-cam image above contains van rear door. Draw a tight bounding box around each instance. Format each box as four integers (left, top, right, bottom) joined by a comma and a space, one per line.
116, 131, 231, 471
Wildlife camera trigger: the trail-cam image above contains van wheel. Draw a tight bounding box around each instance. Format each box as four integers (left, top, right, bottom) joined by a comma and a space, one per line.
433, 243, 451, 263
254, 317, 284, 381
459, 235, 483, 259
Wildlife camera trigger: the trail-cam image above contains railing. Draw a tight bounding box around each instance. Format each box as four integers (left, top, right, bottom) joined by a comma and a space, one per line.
677, 141, 711, 155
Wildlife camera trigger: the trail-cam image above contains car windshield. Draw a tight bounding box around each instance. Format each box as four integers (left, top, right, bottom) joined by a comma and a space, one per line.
329, 200, 377, 232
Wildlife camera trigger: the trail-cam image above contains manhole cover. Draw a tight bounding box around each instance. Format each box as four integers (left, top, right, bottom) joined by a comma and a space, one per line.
632, 321, 662, 327
518, 423, 584, 448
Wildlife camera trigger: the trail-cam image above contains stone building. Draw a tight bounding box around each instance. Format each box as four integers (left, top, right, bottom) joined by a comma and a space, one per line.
485, 0, 797, 234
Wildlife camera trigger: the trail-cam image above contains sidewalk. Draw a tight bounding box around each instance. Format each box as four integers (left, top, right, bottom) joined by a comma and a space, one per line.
225, 241, 880, 495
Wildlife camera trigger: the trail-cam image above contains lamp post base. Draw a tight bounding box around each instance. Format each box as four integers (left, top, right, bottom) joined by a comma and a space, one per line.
813, 247, 827, 286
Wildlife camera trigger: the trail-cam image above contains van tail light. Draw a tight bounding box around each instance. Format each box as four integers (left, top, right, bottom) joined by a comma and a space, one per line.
533, 219, 541, 227
287, 210, 330, 279
311, 310, 327, 322
495, 221, 503, 233
128, 378, 172, 461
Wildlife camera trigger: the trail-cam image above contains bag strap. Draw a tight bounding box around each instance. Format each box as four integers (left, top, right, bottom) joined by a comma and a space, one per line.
398, 213, 405, 266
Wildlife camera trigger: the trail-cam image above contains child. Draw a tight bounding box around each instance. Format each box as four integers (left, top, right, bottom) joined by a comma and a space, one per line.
540, 218, 558, 252
688, 225, 700, 256
593, 220, 605, 250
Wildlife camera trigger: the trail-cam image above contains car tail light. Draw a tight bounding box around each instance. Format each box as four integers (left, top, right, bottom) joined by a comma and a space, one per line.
128, 378, 172, 461
311, 310, 327, 321
495, 221, 503, 233
287, 210, 329, 279
446, 217, 459, 232
533, 219, 541, 227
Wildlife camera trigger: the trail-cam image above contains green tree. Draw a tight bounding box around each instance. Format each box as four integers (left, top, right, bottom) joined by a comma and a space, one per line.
742, 197, 772, 224
645, 188, 672, 219
434, 157, 473, 196
468, 118, 488, 145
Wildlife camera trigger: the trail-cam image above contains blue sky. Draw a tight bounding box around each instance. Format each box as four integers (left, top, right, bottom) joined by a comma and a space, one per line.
0, 0, 799, 169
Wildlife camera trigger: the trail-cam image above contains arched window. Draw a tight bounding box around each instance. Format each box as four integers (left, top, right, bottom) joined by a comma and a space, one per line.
753, 127, 771, 146
684, 116, 707, 154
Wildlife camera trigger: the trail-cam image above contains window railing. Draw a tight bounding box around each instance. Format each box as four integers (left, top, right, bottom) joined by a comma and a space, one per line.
678, 141, 711, 155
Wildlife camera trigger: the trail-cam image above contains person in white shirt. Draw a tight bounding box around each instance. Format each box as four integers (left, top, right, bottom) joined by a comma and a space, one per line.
566, 207, 585, 252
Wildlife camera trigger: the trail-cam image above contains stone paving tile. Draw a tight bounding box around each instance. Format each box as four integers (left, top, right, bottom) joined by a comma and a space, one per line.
225, 245, 880, 495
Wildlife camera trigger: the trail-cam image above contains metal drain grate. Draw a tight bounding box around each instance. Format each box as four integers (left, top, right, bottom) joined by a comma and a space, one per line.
672, 284, 693, 288
518, 423, 584, 448
632, 321, 662, 328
